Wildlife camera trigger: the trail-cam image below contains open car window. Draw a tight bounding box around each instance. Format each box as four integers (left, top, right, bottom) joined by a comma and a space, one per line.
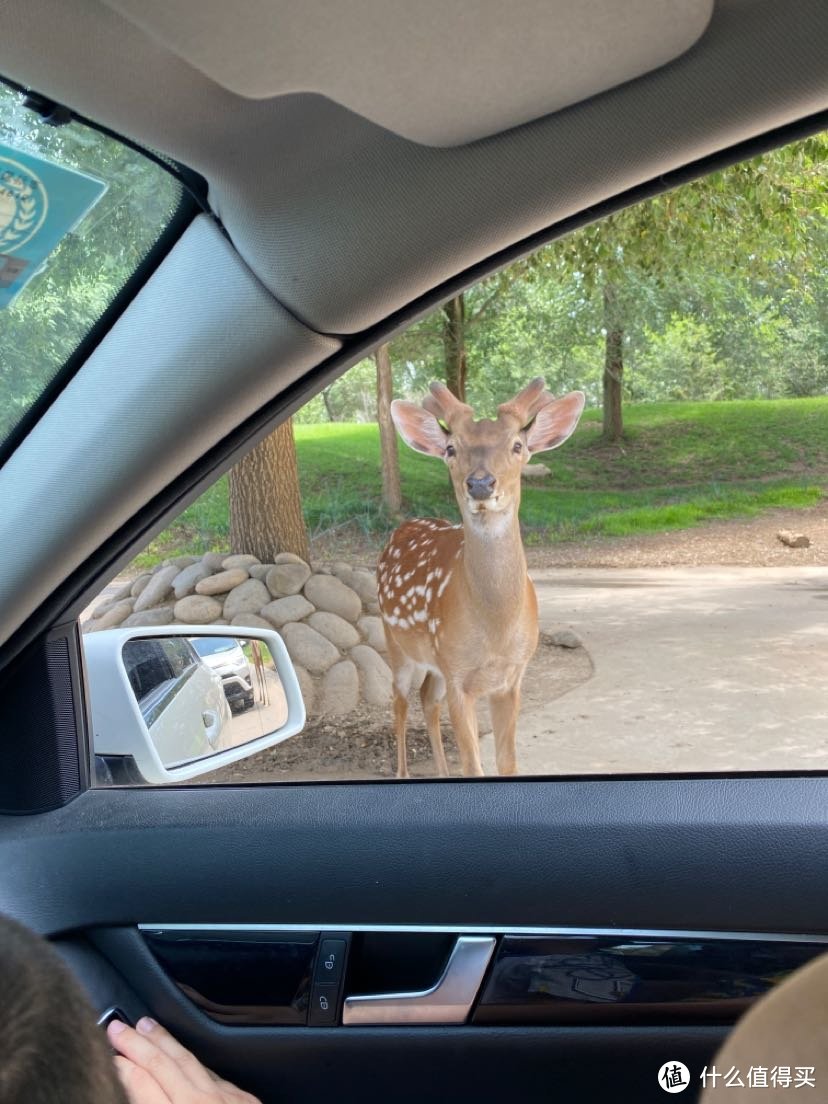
79, 127, 827, 787
0, 83, 182, 451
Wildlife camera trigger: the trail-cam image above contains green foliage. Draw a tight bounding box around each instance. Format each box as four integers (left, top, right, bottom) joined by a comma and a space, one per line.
382, 131, 828, 415
134, 398, 827, 568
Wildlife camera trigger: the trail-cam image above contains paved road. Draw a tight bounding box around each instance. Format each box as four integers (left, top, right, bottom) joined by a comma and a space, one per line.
494, 566, 828, 776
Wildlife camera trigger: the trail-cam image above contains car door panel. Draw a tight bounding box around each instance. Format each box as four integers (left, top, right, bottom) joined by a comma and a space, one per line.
2, 777, 828, 1102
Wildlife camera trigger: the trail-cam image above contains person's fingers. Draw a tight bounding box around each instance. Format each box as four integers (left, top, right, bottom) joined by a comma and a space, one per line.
113, 1055, 171, 1104
108, 1018, 262, 1104
107, 1020, 205, 1100
132, 1017, 218, 1093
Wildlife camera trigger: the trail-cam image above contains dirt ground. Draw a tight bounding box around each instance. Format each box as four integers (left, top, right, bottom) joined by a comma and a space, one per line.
201, 631, 593, 783
103, 501, 827, 785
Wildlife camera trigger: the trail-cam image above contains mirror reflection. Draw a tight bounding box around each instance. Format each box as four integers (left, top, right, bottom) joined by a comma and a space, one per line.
122, 635, 288, 769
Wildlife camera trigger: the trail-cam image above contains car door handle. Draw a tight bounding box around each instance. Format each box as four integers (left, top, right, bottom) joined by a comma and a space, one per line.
342, 936, 496, 1025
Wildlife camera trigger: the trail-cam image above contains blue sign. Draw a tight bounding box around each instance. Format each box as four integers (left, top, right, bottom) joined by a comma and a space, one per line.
0, 142, 107, 308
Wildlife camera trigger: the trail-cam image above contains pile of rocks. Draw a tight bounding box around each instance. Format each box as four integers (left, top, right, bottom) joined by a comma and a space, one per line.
84, 552, 391, 717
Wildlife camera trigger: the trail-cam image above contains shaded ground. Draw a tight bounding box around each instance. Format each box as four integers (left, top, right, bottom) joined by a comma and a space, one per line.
200, 632, 593, 783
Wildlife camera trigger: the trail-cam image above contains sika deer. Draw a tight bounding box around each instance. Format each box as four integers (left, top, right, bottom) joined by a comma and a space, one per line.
378, 378, 585, 777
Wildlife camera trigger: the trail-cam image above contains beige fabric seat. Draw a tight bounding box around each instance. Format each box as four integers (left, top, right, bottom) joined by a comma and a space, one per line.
701, 952, 828, 1100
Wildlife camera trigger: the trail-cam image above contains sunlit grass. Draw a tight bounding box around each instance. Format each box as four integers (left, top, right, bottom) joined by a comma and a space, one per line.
132, 397, 827, 567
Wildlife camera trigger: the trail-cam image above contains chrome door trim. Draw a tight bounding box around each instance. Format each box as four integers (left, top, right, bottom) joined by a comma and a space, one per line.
139, 924, 828, 944
342, 936, 496, 1026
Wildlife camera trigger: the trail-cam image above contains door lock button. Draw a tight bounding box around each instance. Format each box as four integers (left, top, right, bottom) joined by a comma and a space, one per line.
309, 983, 338, 1025
316, 939, 346, 987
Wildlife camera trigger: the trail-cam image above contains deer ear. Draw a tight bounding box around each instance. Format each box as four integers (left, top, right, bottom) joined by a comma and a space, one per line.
525, 391, 585, 454
391, 400, 449, 457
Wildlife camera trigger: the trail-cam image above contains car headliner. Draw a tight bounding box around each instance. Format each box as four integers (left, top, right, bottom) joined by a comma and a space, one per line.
0, 0, 826, 658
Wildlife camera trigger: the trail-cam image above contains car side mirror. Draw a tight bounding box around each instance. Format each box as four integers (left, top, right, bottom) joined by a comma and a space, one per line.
82, 625, 305, 785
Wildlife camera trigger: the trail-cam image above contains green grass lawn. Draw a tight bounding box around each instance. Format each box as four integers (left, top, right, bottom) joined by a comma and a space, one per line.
136, 397, 827, 565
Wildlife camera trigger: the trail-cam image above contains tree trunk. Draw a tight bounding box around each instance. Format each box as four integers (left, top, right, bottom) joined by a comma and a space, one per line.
321, 387, 336, 422
442, 294, 468, 401
602, 282, 624, 442
229, 417, 310, 563
375, 343, 402, 516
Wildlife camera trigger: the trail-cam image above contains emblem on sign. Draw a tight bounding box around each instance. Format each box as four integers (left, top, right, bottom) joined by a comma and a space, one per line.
0, 157, 48, 253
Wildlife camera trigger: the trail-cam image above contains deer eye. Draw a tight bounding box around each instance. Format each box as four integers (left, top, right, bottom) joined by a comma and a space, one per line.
513, 440, 523, 454
445, 443, 456, 458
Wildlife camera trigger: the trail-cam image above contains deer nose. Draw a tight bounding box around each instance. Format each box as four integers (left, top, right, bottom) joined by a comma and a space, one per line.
466, 473, 496, 500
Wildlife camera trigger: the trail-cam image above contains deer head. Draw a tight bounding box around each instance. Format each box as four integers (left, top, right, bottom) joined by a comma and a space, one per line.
391, 378, 585, 527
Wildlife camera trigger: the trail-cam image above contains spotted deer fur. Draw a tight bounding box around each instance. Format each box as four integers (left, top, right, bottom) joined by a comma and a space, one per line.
378, 378, 585, 777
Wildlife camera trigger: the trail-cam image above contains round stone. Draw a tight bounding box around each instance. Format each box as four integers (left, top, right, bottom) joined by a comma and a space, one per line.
196, 568, 249, 595
130, 574, 152, 597
123, 606, 175, 627
261, 595, 315, 629
266, 561, 312, 598
201, 552, 227, 570
307, 611, 360, 650
86, 599, 134, 631
222, 578, 271, 620
174, 594, 223, 624
350, 569, 379, 607
248, 563, 275, 580
350, 644, 392, 706
292, 663, 316, 714
229, 613, 274, 631
546, 628, 582, 649
320, 660, 359, 715
104, 580, 135, 605
274, 552, 309, 565
330, 561, 355, 587
172, 561, 212, 598
222, 553, 261, 569
133, 565, 179, 612
304, 574, 362, 623
357, 615, 387, 653
282, 622, 340, 675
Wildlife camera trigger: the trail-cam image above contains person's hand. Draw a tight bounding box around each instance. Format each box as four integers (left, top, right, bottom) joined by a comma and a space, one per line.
108, 1017, 261, 1104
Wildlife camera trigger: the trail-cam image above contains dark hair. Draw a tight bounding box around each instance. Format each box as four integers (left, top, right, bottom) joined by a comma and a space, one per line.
0, 914, 128, 1103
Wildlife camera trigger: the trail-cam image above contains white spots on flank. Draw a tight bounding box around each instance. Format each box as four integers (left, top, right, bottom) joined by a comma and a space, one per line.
393, 606, 400, 617
413, 609, 427, 623
437, 571, 452, 598
392, 546, 401, 558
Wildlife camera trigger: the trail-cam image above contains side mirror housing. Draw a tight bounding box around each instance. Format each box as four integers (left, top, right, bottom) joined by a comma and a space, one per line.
83, 625, 305, 785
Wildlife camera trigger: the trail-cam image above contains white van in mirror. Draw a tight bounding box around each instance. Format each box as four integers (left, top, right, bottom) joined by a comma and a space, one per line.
83, 625, 306, 785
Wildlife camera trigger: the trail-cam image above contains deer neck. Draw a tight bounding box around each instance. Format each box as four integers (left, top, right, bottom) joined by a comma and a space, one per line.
459, 505, 528, 621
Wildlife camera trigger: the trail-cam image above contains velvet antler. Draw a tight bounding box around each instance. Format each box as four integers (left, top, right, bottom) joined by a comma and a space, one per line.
422, 381, 473, 427
497, 377, 554, 426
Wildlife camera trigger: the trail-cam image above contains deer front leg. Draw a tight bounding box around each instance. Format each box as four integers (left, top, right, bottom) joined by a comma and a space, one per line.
446, 685, 484, 777
488, 684, 521, 776
419, 671, 449, 777
393, 689, 410, 779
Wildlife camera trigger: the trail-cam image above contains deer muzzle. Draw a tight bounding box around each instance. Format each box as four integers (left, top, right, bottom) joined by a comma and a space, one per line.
466, 473, 497, 501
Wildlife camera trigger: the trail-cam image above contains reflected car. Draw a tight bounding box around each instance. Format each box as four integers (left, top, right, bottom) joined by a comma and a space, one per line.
189, 635, 255, 713
121, 636, 232, 766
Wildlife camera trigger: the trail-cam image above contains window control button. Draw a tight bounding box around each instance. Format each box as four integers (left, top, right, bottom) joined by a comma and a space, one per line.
316, 939, 346, 987
309, 983, 338, 1026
